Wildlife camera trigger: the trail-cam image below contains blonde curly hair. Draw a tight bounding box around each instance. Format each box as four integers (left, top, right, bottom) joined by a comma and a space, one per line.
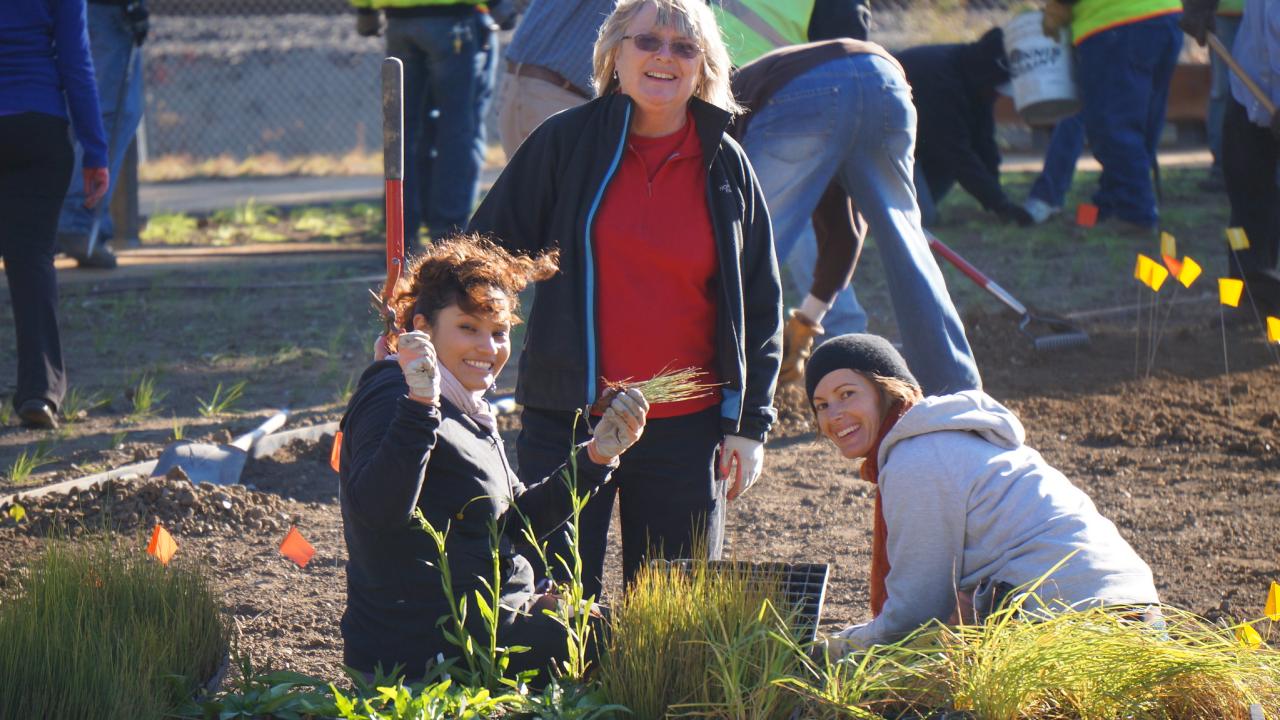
592, 0, 743, 115
383, 234, 558, 352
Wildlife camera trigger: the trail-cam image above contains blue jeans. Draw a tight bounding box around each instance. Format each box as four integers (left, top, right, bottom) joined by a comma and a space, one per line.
742, 53, 980, 395
786, 222, 868, 336
1207, 15, 1242, 172
1029, 113, 1086, 208
1076, 14, 1182, 227
58, 3, 144, 240
386, 12, 497, 246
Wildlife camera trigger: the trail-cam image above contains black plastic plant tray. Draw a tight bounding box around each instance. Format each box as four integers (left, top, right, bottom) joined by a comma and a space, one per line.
658, 559, 830, 643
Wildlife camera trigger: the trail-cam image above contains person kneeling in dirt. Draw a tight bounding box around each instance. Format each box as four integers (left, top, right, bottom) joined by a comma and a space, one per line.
804, 334, 1159, 652
337, 235, 650, 681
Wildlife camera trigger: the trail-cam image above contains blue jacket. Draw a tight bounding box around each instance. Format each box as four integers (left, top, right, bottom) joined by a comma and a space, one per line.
0, 0, 108, 167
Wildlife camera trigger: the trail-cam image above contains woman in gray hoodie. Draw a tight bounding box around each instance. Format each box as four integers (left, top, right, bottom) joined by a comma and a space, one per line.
804, 334, 1159, 650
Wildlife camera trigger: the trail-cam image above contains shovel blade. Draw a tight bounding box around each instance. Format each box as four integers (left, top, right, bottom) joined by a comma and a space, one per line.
151, 441, 249, 486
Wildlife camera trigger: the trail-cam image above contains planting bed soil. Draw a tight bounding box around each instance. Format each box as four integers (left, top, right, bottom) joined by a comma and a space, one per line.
1, 168, 1277, 689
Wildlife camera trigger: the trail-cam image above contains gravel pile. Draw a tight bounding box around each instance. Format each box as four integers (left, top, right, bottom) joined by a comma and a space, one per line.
1, 470, 301, 539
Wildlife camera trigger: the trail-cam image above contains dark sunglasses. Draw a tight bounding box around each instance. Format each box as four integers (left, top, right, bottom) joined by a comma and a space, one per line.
622, 33, 702, 60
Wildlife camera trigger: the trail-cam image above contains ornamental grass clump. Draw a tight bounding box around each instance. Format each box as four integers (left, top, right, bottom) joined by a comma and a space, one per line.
0, 538, 229, 719
899, 600, 1280, 719
589, 366, 718, 414
597, 559, 807, 718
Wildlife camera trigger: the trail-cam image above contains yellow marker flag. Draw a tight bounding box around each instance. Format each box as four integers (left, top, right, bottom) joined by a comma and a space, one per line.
7, 504, 26, 522
1134, 254, 1167, 290
1268, 316, 1280, 343
1226, 227, 1251, 251
1160, 231, 1177, 259
1237, 622, 1263, 648
1266, 581, 1280, 621
1176, 256, 1202, 288
1220, 278, 1245, 307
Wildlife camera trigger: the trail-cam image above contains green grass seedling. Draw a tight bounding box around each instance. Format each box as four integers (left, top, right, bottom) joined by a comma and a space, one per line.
6, 442, 57, 485
140, 211, 198, 245
196, 379, 248, 417
60, 387, 110, 423
127, 372, 166, 422
0, 539, 228, 719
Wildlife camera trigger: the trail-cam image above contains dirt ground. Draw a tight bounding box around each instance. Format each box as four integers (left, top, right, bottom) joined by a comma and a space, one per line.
1, 167, 1278, 684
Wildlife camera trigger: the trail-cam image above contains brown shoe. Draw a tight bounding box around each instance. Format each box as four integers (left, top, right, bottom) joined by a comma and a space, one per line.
778, 309, 824, 386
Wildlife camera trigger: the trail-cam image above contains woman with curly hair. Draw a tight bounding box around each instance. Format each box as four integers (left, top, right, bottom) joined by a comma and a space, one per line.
337, 234, 650, 681
469, 0, 781, 599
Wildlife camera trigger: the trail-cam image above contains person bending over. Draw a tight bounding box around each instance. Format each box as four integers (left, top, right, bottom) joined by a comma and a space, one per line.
805, 334, 1158, 650
338, 234, 649, 681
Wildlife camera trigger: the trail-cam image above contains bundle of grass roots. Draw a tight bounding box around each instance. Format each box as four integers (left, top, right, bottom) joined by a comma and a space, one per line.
589, 366, 718, 414
0, 539, 229, 719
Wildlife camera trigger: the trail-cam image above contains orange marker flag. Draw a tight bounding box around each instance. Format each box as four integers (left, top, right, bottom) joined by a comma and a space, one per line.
1219, 278, 1245, 307
1267, 316, 1280, 344
1226, 227, 1250, 251
146, 523, 178, 566
279, 526, 316, 568
329, 430, 343, 473
1161, 253, 1183, 277
1176, 256, 1202, 288
1076, 203, 1098, 228
1265, 581, 1280, 621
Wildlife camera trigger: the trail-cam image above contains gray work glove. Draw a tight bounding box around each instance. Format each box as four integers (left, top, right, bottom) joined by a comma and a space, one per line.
355, 8, 382, 37
589, 388, 649, 462
396, 331, 440, 404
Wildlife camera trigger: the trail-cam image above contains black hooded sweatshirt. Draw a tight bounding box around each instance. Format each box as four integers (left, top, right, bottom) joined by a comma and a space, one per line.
895, 27, 1013, 212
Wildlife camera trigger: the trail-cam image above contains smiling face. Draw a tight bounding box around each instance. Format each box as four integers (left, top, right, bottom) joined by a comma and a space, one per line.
414, 288, 512, 393
613, 1, 702, 130
812, 369, 885, 460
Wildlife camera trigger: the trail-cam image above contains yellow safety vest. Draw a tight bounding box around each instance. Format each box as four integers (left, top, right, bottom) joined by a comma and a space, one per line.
1070, 0, 1182, 45
713, 0, 812, 66
350, 0, 482, 10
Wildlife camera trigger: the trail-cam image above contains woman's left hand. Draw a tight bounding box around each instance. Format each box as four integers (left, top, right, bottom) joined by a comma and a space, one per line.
720, 435, 764, 500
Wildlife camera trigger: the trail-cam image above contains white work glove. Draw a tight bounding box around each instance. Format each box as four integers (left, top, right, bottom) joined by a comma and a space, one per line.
719, 434, 764, 501
588, 388, 649, 463
824, 624, 867, 660
396, 331, 440, 403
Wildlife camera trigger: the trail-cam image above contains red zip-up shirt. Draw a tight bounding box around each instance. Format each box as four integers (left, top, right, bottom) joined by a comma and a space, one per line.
592, 112, 721, 418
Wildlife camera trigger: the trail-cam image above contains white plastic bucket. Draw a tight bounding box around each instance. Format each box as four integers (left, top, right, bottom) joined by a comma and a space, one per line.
1003, 11, 1080, 125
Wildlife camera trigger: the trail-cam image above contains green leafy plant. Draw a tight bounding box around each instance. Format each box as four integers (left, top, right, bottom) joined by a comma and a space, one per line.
109, 430, 128, 449
6, 442, 57, 485
126, 372, 166, 422
181, 654, 337, 720
0, 402, 11, 425
212, 198, 279, 227
140, 211, 199, 245
60, 387, 110, 423
196, 379, 247, 417
170, 417, 186, 442
0, 539, 229, 719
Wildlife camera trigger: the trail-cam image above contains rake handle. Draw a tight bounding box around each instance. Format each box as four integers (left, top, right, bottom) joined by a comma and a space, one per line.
926, 232, 1028, 316
1208, 33, 1276, 118
381, 57, 405, 336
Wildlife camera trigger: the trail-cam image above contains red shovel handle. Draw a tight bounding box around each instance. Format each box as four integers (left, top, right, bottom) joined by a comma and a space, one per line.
381, 58, 405, 336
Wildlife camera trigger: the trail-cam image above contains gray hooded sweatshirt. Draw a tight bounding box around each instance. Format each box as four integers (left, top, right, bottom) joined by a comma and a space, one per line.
844, 390, 1158, 648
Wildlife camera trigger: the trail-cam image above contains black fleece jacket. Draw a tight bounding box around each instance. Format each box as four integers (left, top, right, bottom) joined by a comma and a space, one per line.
337, 361, 612, 676
896, 28, 1013, 212
468, 94, 781, 443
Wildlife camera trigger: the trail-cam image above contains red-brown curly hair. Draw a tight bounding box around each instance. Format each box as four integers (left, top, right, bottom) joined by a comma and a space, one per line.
383, 234, 558, 352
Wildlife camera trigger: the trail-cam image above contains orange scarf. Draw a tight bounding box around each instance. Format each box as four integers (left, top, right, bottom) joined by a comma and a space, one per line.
859, 399, 912, 617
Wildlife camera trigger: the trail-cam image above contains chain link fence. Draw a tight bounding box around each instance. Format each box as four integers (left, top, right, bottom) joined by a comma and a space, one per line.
142, 0, 1021, 166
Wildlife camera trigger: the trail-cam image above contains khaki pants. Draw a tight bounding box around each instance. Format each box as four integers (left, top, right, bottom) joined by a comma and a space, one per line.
496, 70, 589, 159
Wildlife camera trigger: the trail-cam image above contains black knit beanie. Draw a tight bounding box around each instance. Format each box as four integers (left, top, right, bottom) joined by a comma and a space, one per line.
804, 334, 919, 404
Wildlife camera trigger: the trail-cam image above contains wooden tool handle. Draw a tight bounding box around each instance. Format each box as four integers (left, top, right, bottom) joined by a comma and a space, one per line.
1208, 33, 1277, 117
